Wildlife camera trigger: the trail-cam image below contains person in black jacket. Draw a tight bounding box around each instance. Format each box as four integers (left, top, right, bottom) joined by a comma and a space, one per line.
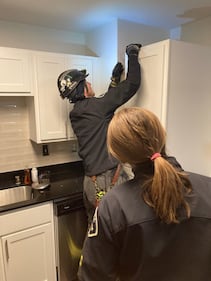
78, 107, 211, 281
57, 44, 142, 225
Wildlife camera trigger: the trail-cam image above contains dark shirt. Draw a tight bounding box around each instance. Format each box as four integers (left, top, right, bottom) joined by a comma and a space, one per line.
70, 54, 141, 176
78, 171, 211, 281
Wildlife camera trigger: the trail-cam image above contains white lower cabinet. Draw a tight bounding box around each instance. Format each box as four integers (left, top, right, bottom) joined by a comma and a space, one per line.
0, 240, 5, 281
0, 203, 56, 281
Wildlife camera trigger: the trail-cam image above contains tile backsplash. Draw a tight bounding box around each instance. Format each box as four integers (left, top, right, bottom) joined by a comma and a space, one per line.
0, 96, 80, 173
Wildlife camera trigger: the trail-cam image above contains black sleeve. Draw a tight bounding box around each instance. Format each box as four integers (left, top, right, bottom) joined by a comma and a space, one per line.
100, 54, 141, 114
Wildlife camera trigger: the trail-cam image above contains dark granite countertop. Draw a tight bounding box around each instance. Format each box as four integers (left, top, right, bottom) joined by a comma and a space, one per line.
0, 161, 85, 213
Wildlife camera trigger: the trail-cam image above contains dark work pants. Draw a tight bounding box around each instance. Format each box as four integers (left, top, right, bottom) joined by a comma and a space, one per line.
83, 167, 129, 226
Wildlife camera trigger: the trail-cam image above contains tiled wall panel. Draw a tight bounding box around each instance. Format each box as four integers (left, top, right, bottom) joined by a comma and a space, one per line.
0, 97, 80, 172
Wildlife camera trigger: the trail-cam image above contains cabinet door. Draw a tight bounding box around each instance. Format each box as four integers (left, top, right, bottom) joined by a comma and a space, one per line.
124, 41, 169, 128
35, 53, 68, 141
68, 56, 93, 85
0, 240, 5, 281
31, 54, 99, 143
0, 47, 32, 95
1, 223, 56, 281
66, 56, 96, 140
67, 55, 103, 96
66, 102, 76, 139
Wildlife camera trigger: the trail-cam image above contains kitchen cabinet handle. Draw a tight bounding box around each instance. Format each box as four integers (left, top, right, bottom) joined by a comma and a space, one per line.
63, 205, 70, 210
5, 240, 9, 261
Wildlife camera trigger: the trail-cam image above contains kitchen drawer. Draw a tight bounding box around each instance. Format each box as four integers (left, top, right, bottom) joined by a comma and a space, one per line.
0, 202, 53, 236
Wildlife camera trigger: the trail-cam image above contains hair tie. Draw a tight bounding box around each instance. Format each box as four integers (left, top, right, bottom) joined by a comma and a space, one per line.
150, 153, 161, 161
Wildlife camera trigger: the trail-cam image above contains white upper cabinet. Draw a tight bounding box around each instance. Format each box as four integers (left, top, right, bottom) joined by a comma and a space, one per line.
29, 52, 68, 143
67, 54, 101, 95
126, 39, 211, 177
0, 47, 32, 95
64, 55, 99, 140
68, 56, 93, 82
65, 55, 95, 140
0, 46, 101, 143
28, 51, 100, 143
124, 41, 168, 127
0, 47, 101, 143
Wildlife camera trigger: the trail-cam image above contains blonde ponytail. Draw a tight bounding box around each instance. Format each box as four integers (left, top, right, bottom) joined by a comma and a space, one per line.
142, 156, 191, 224
107, 107, 192, 224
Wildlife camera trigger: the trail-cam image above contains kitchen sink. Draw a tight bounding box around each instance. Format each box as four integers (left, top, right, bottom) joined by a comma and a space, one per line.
0, 185, 32, 207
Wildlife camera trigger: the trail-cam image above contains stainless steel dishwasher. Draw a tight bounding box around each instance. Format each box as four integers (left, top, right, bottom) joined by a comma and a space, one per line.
54, 194, 88, 281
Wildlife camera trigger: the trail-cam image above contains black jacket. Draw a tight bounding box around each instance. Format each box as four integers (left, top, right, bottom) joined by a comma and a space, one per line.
70, 54, 141, 176
78, 171, 211, 281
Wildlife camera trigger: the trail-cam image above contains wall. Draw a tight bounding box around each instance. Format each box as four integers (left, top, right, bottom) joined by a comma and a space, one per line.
0, 20, 92, 173
86, 19, 118, 93
0, 17, 209, 173
181, 16, 211, 46
86, 19, 169, 93
117, 19, 169, 62
0, 20, 95, 55
0, 97, 80, 173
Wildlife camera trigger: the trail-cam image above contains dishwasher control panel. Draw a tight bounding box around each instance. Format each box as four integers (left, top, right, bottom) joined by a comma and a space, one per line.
54, 194, 84, 216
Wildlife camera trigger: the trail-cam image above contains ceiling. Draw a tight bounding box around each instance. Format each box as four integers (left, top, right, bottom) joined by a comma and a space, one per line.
0, 0, 211, 32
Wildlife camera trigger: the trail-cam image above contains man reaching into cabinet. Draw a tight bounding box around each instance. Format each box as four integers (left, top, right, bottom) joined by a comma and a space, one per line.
57, 43, 142, 225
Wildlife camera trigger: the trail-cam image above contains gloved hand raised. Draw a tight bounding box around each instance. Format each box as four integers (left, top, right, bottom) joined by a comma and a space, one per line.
112, 62, 124, 79
110, 62, 124, 87
126, 43, 142, 56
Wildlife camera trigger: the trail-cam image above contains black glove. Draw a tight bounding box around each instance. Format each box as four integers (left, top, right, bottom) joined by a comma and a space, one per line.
112, 62, 124, 78
110, 62, 124, 87
126, 43, 142, 56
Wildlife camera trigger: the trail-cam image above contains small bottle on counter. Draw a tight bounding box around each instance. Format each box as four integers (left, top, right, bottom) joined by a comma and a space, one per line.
24, 169, 31, 185
31, 167, 39, 186
15, 175, 21, 186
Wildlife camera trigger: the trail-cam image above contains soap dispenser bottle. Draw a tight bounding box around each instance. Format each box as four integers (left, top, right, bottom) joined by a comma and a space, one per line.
31, 167, 39, 186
